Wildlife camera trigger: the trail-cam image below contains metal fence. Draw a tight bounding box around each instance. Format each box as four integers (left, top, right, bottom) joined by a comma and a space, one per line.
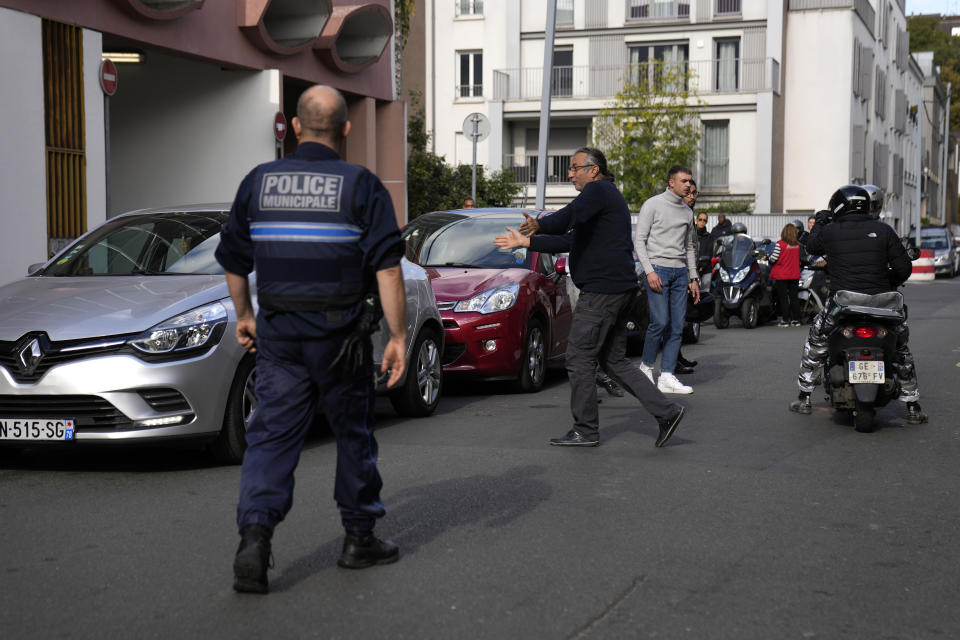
504, 154, 573, 184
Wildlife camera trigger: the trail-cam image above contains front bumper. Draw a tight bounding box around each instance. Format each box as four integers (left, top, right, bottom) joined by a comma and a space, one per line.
437, 308, 525, 378
0, 341, 242, 443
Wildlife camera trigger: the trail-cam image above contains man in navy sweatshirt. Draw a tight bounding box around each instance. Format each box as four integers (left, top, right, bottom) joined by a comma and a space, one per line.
494, 147, 684, 448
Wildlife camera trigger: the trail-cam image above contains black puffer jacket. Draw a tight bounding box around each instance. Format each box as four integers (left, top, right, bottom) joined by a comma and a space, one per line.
806, 213, 912, 294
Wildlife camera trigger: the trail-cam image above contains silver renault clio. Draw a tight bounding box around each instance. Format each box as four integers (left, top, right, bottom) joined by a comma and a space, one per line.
0, 205, 443, 463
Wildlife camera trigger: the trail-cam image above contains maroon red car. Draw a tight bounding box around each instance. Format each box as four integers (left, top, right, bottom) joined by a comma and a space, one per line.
402, 209, 573, 392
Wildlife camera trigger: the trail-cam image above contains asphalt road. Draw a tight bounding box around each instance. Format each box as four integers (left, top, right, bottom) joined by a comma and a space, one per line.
2, 277, 959, 640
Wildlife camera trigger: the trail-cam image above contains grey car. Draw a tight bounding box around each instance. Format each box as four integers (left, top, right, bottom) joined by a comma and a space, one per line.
0, 205, 443, 463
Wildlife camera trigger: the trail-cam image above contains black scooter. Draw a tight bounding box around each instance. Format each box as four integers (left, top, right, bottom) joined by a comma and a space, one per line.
821, 290, 905, 432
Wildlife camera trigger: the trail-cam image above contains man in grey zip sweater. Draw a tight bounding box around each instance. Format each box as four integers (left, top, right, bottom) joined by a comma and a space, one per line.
634, 164, 700, 394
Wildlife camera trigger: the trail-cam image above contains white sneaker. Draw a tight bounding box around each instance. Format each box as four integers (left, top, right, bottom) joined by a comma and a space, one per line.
639, 362, 655, 384
658, 372, 693, 394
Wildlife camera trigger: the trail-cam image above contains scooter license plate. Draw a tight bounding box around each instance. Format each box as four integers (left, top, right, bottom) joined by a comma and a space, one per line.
848, 360, 884, 384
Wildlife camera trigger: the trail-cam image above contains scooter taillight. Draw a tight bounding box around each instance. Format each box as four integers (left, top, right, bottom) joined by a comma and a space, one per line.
841, 326, 886, 339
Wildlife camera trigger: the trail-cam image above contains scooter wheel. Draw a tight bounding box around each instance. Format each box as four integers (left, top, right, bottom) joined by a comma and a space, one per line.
853, 401, 876, 433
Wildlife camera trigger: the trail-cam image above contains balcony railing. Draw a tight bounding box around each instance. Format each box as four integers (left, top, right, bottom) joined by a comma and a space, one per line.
456, 84, 483, 98
493, 58, 779, 101
626, 0, 690, 21
504, 154, 573, 184
715, 0, 741, 16
788, 0, 874, 36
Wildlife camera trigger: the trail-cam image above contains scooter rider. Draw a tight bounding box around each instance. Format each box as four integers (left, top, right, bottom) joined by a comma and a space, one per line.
788, 184, 927, 424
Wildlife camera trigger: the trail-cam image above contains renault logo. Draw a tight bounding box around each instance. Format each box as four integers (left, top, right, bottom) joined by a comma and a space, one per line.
17, 338, 43, 375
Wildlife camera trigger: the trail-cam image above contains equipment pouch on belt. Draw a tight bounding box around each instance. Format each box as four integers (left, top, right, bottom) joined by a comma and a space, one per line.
329, 293, 384, 376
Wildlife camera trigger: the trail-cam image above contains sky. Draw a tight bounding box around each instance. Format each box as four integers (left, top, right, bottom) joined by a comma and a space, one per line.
906, 0, 960, 15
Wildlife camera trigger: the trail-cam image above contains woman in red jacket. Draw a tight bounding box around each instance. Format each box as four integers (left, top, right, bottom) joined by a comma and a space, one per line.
769, 223, 803, 327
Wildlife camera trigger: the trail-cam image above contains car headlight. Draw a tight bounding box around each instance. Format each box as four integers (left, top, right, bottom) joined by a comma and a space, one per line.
454, 282, 520, 314
129, 302, 227, 356
934, 253, 946, 264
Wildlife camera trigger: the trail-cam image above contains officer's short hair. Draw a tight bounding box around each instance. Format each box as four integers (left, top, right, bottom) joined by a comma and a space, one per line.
297, 85, 348, 137
668, 164, 693, 180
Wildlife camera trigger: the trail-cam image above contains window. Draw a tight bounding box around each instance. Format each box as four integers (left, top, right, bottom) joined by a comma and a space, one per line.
629, 42, 688, 91
628, 0, 690, 20
557, 0, 573, 26
458, 51, 483, 98
715, 38, 739, 91
455, 0, 483, 17
715, 0, 740, 15
702, 120, 729, 190
552, 47, 573, 97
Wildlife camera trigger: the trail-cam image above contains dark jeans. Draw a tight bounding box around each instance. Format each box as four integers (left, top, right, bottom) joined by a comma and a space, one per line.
237, 335, 385, 534
567, 290, 677, 438
774, 279, 800, 322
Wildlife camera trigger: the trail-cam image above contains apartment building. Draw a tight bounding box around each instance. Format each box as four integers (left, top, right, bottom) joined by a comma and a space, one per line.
420, 0, 941, 229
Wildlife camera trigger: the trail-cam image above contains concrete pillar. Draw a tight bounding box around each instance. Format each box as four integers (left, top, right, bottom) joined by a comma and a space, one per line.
376, 99, 407, 225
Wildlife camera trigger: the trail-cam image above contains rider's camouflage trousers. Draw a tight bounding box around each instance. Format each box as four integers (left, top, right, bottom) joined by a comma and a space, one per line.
796, 298, 919, 402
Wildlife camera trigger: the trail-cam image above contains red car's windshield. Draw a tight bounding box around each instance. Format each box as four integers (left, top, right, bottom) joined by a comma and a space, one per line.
403, 214, 532, 270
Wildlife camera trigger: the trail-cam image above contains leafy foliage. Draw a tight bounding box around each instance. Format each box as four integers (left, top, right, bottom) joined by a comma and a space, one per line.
593, 63, 702, 210
407, 92, 522, 218
907, 15, 960, 130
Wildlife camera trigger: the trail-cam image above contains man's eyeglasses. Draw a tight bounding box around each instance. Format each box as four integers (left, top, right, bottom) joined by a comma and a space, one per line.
690, 190, 699, 196
696, 217, 708, 223
568, 164, 595, 173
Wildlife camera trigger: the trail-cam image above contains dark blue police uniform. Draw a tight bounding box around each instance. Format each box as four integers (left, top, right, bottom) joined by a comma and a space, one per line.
215, 142, 403, 534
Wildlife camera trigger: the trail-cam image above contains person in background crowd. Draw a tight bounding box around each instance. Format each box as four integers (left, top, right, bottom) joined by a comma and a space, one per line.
495, 147, 685, 448
216, 85, 407, 594
634, 165, 700, 394
807, 215, 816, 233
710, 213, 732, 241
462, 197, 475, 209
769, 223, 803, 327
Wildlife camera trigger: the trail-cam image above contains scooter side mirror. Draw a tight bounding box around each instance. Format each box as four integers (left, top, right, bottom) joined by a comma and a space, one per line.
905, 246, 921, 261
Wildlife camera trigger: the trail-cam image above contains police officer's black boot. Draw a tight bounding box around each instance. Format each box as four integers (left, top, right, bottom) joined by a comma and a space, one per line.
907, 402, 928, 425
337, 532, 399, 569
789, 392, 812, 415
233, 524, 273, 594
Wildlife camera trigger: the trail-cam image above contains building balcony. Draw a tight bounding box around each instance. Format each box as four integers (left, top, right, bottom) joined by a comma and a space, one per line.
504, 154, 573, 185
625, 0, 689, 22
493, 58, 780, 102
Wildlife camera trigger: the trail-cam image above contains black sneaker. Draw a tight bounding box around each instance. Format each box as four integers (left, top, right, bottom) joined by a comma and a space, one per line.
549, 429, 600, 447
597, 375, 625, 397
677, 353, 698, 368
338, 532, 400, 569
655, 406, 684, 448
907, 402, 928, 425
789, 393, 812, 414
233, 524, 273, 594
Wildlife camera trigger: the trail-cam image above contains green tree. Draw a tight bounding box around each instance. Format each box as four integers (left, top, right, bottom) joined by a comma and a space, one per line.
406, 92, 521, 217
907, 15, 960, 131
593, 63, 702, 210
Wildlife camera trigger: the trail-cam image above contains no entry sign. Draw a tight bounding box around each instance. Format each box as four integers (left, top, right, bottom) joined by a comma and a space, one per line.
274, 112, 287, 141
99, 59, 118, 96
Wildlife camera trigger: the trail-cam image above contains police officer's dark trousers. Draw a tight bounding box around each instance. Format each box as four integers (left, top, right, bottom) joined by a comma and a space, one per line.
237, 333, 385, 534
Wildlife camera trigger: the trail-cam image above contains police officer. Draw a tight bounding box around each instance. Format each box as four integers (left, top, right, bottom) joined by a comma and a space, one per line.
216, 85, 408, 594
788, 184, 927, 424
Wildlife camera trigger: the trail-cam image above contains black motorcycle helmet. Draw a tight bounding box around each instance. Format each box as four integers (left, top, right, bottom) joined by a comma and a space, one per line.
731, 222, 747, 234
791, 219, 804, 232
828, 184, 871, 217
862, 184, 883, 219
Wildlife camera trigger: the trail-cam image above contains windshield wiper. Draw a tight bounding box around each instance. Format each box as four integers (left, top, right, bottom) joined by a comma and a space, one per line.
429, 262, 484, 268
